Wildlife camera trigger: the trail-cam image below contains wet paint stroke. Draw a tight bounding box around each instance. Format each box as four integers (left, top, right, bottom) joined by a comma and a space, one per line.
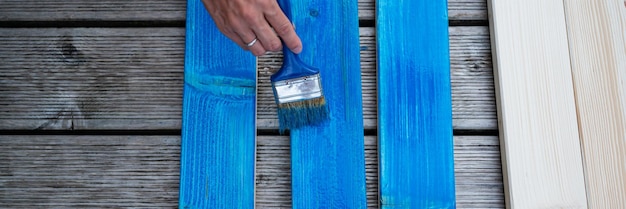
377, 0, 456, 208
286, 0, 368, 208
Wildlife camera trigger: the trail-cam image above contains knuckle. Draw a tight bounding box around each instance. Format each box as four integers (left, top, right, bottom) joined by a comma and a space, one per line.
218, 27, 234, 36
226, 17, 242, 29
258, 0, 275, 9
241, 11, 258, 23
268, 40, 282, 51
275, 22, 293, 36
253, 49, 265, 56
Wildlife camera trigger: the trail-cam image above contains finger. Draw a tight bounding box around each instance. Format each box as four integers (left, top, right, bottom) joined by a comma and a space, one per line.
206, 11, 249, 50
252, 23, 283, 52
237, 31, 266, 56
227, 12, 266, 55
265, 9, 302, 54
221, 28, 249, 50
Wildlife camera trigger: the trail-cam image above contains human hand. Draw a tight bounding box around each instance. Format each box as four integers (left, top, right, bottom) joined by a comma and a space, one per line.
202, 0, 303, 56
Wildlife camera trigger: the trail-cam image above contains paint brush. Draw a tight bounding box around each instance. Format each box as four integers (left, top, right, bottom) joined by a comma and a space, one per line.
272, 0, 329, 133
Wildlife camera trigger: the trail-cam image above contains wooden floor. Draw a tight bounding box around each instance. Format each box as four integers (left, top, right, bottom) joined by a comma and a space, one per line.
0, 0, 503, 208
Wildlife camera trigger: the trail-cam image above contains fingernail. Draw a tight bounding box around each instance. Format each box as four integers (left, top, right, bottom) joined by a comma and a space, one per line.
293, 46, 303, 54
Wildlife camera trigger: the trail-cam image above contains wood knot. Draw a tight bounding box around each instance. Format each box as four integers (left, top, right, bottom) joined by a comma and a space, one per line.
60, 37, 83, 64
61, 42, 78, 58
309, 8, 319, 17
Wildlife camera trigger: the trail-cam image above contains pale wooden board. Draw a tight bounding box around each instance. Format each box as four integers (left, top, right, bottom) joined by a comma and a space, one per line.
564, 1, 626, 207
0, 26, 496, 131
487, 0, 588, 208
0, 135, 504, 208
0, 0, 486, 21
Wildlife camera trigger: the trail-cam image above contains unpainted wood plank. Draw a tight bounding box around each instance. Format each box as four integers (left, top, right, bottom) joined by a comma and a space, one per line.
0, 28, 185, 130
0, 27, 495, 131
487, 0, 588, 208
448, 27, 497, 131
285, 0, 367, 207
0, 0, 486, 22
178, 0, 256, 207
0, 136, 180, 208
448, 0, 489, 21
377, 0, 455, 207
564, 1, 626, 207
0, 135, 503, 208
454, 136, 505, 208
0, 0, 186, 21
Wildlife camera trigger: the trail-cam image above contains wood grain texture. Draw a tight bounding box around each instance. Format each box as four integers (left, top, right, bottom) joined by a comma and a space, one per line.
448, 0, 488, 21
487, 0, 588, 208
0, 0, 486, 22
0, 0, 185, 21
286, 0, 367, 208
0, 136, 180, 208
0, 135, 504, 208
377, 0, 455, 208
564, 1, 626, 207
0, 27, 495, 131
178, 0, 256, 207
0, 28, 184, 130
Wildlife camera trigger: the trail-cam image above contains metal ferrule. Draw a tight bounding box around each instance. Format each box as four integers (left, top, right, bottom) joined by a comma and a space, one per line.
272, 74, 323, 104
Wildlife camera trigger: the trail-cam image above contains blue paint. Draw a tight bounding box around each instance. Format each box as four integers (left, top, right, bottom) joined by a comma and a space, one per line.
377, 0, 456, 208
287, 0, 367, 208
179, 0, 256, 208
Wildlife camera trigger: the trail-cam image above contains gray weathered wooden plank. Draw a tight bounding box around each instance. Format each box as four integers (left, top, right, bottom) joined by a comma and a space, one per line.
448, 0, 489, 21
0, 28, 185, 130
0, 0, 486, 22
0, 136, 180, 208
0, 135, 504, 208
0, 26, 495, 131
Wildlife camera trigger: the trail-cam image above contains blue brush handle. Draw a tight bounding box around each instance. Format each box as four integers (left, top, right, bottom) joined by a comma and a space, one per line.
270, 0, 320, 82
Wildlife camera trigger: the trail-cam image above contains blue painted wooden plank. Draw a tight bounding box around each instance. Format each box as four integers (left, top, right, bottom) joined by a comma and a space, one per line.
286, 0, 367, 208
377, 0, 456, 208
178, 0, 256, 208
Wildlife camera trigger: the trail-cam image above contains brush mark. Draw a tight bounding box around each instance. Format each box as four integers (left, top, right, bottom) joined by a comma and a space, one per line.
179, 0, 256, 208
286, 0, 368, 208
377, 0, 456, 208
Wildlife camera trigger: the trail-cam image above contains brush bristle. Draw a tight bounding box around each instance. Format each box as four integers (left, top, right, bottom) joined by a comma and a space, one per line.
276, 97, 329, 134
